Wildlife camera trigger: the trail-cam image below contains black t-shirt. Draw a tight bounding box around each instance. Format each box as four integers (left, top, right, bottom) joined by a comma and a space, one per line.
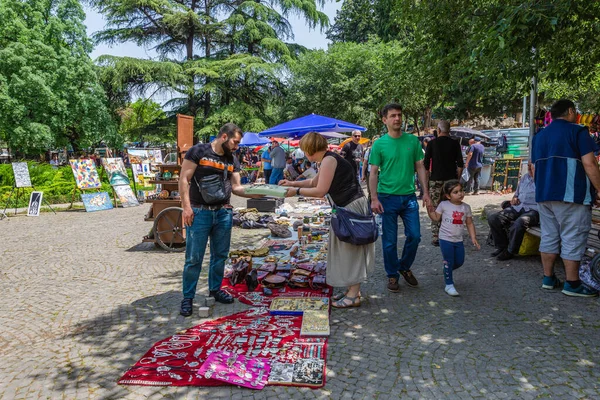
423, 136, 464, 181
325, 151, 364, 206
341, 142, 364, 173
184, 143, 240, 206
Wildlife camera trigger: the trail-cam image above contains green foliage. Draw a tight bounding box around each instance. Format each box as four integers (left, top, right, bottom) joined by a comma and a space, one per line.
0, 0, 119, 154
90, 0, 328, 136
285, 39, 439, 135
119, 99, 170, 143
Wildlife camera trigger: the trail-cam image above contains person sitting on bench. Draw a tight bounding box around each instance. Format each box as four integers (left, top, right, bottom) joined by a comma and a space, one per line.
488, 162, 539, 261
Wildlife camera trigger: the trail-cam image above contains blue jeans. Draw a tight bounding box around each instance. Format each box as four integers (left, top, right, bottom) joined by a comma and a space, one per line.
439, 239, 465, 285
269, 168, 284, 184
182, 207, 233, 298
379, 193, 421, 278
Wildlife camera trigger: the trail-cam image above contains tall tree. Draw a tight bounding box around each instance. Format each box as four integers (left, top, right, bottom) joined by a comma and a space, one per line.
0, 0, 118, 154
90, 0, 328, 137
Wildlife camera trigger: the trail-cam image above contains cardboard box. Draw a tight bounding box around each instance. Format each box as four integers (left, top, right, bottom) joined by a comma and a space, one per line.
247, 198, 284, 212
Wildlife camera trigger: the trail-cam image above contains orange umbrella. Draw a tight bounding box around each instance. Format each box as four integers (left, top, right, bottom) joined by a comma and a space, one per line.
339, 137, 370, 148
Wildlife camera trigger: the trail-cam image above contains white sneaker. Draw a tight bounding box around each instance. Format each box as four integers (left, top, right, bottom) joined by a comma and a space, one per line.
445, 285, 459, 296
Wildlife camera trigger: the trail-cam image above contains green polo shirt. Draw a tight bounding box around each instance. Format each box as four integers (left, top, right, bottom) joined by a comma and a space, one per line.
369, 133, 423, 195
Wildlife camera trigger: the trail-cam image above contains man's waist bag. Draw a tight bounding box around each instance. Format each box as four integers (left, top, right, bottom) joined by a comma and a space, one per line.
194, 164, 231, 205
328, 195, 378, 246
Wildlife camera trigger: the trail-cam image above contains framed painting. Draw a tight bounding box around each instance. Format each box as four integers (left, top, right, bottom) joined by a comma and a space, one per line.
70, 159, 101, 189
81, 192, 114, 212
114, 185, 140, 207
102, 157, 130, 186
12, 162, 32, 188
27, 191, 43, 217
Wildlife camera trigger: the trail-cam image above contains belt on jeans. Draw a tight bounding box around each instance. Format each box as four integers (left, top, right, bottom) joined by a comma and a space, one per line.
195, 204, 232, 211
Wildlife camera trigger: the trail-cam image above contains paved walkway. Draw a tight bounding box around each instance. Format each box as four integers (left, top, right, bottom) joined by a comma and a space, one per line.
1, 193, 599, 399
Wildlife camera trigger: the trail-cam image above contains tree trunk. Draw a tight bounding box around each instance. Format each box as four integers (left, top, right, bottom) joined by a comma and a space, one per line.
414, 116, 420, 135
423, 107, 432, 132
187, 0, 197, 118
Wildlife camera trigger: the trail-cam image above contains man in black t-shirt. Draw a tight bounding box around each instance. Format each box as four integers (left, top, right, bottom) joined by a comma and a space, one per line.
341, 130, 364, 177
423, 120, 464, 246
178, 123, 263, 316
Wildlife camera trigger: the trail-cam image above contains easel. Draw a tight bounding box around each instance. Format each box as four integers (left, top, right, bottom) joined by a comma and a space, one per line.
1, 185, 56, 219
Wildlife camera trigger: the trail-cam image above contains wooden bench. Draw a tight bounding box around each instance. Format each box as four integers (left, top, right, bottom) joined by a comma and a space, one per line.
526, 208, 600, 257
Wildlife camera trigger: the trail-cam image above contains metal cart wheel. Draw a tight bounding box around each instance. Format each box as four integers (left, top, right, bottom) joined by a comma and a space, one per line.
153, 206, 186, 252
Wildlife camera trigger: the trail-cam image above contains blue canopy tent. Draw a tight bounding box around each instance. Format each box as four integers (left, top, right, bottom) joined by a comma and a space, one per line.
239, 132, 270, 146
259, 114, 366, 139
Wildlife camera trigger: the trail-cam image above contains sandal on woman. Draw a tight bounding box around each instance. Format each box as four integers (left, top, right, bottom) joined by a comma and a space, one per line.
332, 295, 361, 308
332, 291, 362, 301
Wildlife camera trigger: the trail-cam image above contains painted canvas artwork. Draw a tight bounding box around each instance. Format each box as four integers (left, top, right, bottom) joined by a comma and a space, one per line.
12, 162, 32, 188
27, 191, 43, 217
114, 185, 140, 207
128, 149, 163, 164
102, 158, 130, 186
81, 192, 114, 212
70, 159, 101, 189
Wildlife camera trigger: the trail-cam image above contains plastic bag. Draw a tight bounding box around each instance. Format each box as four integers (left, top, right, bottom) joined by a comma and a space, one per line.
518, 231, 540, 256
460, 168, 470, 184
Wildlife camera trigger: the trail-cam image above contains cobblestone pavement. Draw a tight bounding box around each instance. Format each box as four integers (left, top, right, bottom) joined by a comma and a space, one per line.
1, 192, 600, 399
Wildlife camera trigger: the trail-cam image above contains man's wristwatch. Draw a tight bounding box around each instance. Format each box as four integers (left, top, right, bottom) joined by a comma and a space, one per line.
296, 187, 301, 196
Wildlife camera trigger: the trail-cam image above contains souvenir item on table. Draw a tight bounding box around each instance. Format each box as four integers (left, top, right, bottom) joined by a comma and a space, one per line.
81, 192, 114, 212
69, 159, 101, 189
288, 268, 312, 288
275, 263, 292, 272
300, 310, 330, 337
162, 171, 172, 180
172, 171, 180, 179
171, 191, 180, 199
262, 274, 287, 289
264, 255, 278, 263
296, 263, 314, 272
264, 239, 296, 249
268, 222, 292, 238
310, 274, 326, 290
268, 362, 295, 384
257, 270, 270, 280
313, 262, 326, 274
197, 351, 271, 389
243, 184, 288, 198
119, 308, 327, 388
269, 297, 330, 315
245, 269, 259, 292
292, 358, 325, 387
276, 271, 291, 279
228, 256, 252, 286
230, 247, 270, 257
158, 189, 170, 199
258, 263, 276, 273
155, 172, 162, 181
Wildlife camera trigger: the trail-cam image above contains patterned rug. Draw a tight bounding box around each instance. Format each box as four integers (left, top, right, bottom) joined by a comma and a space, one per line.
118, 308, 328, 388
221, 279, 331, 307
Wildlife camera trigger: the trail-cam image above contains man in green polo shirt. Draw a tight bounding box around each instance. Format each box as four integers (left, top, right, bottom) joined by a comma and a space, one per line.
369, 103, 431, 292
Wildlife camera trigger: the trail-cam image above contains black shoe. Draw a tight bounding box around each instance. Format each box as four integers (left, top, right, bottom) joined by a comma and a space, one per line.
180, 298, 193, 317
210, 289, 234, 304
400, 270, 419, 287
490, 248, 505, 257
496, 249, 514, 261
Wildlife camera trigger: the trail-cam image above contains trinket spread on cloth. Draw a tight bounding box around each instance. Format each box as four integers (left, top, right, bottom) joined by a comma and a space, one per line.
300, 310, 330, 337
118, 309, 328, 388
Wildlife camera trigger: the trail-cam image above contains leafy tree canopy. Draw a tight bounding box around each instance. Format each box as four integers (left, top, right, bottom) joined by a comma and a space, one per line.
0, 0, 118, 154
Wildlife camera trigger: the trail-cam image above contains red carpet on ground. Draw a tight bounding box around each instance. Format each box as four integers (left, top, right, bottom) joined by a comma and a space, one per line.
118, 308, 328, 388
220, 279, 331, 307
